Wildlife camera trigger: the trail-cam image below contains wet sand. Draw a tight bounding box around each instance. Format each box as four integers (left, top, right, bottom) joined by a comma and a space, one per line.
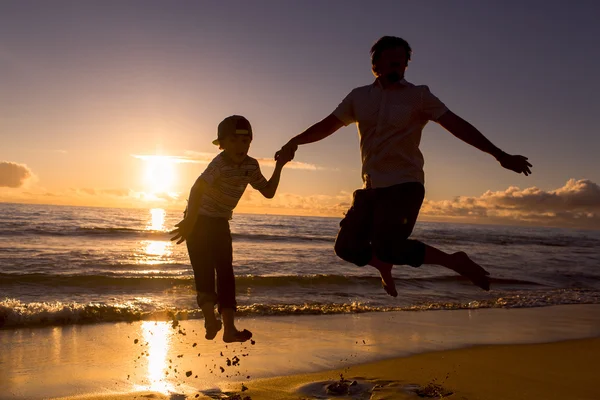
1, 304, 599, 400
247, 337, 600, 400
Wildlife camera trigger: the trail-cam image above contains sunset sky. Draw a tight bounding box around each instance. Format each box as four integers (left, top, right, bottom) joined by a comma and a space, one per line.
1, 0, 599, 228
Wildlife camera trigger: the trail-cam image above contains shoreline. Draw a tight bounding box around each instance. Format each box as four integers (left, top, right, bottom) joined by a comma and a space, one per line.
52, 338, 600, 400
1, 304, 599, 400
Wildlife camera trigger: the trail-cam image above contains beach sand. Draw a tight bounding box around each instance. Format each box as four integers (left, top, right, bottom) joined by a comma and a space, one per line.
248, 337, 600, 400
2, 305, 599, 400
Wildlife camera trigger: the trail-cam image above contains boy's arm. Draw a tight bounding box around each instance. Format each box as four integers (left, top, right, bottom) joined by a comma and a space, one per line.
437, 111, 533, 176
258, 160, 285, 199
170, 178, 207, 244
275, 114, 345, 161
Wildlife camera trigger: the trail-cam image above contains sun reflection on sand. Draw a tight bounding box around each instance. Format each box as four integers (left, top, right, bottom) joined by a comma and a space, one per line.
134, 321, 175, 394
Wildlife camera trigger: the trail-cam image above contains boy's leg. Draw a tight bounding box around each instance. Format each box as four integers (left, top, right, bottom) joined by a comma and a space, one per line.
212, 219, 252, 343
186, 216, 221, 339
371, 183, 490, 290
221, 308, 252, 343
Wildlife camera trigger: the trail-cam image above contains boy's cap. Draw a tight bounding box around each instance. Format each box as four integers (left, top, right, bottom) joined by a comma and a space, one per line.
212, 115, 253, 146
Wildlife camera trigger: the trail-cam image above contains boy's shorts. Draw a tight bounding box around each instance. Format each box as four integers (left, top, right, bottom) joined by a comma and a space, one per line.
334, 182, 426, 268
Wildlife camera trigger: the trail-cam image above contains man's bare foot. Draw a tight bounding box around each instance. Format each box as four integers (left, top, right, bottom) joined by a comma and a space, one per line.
223, 329, 252, 343
378, 264, 398, 297
369, 257, 397, 297
448, 251, 490, 291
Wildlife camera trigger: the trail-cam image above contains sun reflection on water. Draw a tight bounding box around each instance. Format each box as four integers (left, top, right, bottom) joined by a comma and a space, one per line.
137, 240, 173, 265
134, 321, 174, 394
148, 208, 166, 231
138, 208, 174, 266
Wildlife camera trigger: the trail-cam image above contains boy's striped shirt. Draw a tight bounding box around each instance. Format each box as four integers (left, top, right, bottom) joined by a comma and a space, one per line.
197, 152, 268, 219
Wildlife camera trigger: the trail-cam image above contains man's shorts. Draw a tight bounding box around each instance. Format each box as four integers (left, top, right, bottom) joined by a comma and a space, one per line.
334, 182, 426, 267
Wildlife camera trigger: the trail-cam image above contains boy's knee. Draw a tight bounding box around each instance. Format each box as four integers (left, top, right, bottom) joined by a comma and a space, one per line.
196, 292, 218, 307
216, 298, 237, 314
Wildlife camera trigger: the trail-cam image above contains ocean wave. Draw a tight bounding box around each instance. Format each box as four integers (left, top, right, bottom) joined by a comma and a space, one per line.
0, 272, 543, 290
4, 226, 597, 249
2, 288, 599, 329
416, 230, 600, 249
0, 226, 335, 243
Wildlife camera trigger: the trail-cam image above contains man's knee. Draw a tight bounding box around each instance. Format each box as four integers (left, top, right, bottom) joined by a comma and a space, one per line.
334, 237, 371, 267
372, 238, 425, 268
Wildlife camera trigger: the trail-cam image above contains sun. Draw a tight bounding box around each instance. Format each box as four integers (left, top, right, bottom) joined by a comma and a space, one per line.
144, 156, 176, 193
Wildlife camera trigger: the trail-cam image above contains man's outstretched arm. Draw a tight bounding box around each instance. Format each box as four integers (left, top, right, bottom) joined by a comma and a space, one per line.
275, 114, 345, 161
437, 111, 533, 176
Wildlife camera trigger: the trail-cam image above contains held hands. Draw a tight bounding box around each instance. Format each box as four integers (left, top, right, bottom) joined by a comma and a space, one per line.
275, 142, 298, 165
496, 152, 533, 176
170, 218, 195, 245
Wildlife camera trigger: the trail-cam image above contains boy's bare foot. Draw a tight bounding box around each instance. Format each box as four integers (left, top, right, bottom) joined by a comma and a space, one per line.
223, 329, 252, 343
448, 251, 491, 291
204, 319, 222, 340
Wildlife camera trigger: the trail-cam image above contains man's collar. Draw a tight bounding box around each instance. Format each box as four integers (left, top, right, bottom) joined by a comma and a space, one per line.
373, 77, 408, 88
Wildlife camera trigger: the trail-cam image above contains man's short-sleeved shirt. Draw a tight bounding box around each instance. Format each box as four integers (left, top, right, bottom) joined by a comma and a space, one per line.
333, 79, 448, 188
197, 152, 268, 219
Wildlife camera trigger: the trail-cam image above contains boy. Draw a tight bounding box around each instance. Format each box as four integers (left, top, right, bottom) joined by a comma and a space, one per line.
171, 115, 291, 342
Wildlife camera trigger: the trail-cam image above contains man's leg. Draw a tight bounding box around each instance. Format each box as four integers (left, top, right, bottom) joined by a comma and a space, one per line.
334, 189, 398, 295
371, 183, 490, 291
422, 246, 490, 290
368, 255, 396, 297
334, 189, 374, 267
369, 183, 425, 296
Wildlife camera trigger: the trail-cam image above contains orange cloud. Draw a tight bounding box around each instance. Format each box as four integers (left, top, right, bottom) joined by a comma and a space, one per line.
3, 177, 598, 229
236, 189, 350, 216
132, 152, 324, 171
421, 179, 600, 228
0, 161, 33, 188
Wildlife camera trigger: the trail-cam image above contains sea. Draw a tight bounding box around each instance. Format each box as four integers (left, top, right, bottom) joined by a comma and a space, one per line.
1, 202, 599, 329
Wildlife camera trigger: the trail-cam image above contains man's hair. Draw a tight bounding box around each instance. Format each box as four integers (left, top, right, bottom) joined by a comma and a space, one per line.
370, 36, 412, 65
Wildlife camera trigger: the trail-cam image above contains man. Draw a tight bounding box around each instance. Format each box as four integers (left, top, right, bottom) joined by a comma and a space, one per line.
276, 36, 532, 296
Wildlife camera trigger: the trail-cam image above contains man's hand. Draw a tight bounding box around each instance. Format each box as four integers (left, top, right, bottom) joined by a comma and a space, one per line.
170, 218, 196, 244
275, 144, 295, 167
496, 152, 533, 176
275, 142, 298, 163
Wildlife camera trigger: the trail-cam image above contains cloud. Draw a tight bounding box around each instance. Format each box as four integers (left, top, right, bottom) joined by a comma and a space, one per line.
421, 179, 600, 228
236, 179, 600, 228
4, 174, 598, 229
0, 162, 33, 188
132, 152, 324, 171
131, 154, 203, 164
69, 188, 133, 197
254, 157, 322, 171
237, 190, 349, 216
